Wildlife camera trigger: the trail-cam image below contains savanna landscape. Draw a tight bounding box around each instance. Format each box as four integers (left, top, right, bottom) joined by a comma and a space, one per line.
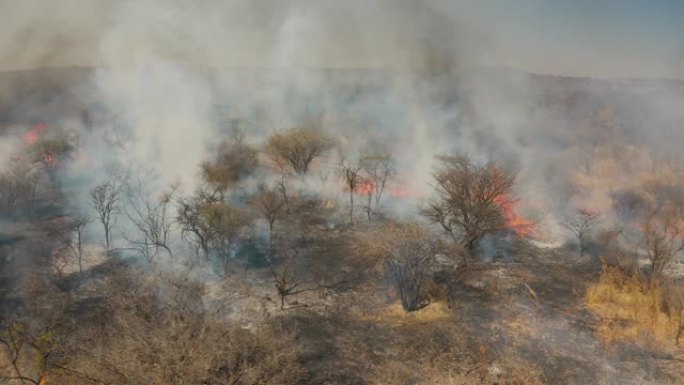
1, 2, 684, 384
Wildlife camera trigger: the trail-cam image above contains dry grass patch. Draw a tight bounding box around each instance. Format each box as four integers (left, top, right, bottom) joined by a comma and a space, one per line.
372, 355, 547, 385
362, 301, 452, 326
586, 264, 684, 350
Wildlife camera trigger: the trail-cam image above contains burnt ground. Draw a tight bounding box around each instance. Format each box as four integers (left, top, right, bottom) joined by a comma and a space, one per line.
277, 243, 684, 385
3, 215, 683, 385
448, 247, 684, 385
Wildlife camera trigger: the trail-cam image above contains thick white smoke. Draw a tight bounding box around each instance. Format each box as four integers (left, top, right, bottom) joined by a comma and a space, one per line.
0, 0, 683, 247
71, 0, 491, 194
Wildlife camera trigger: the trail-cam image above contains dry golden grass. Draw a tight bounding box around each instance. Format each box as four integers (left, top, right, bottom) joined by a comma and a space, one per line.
361, 301, 452, 326
357, 299, 547, 385
586, 264, 683, 350
373, 355, 546, 385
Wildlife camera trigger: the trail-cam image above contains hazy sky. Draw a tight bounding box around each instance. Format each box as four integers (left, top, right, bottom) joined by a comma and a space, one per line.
476, 0, 684, 78
0, 0, 682, 78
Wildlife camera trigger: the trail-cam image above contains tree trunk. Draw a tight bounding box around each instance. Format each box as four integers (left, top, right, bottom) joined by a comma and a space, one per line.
366, 192, 373, 222
349, 190, 354, 226
268, 221, 274, 256
278, 179, 290, 214
77, 232, 83, 274
104, 227, 110, 254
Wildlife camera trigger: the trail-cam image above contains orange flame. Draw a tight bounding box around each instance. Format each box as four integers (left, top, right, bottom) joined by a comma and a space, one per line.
486, 164, 538, 238
23, 123, 48, 145
341, 178, 424, 200
495, 196, 538, 238
356, 179, 376, 196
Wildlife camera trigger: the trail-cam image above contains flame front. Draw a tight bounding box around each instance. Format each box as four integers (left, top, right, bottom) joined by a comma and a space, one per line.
495, 196, 538, 238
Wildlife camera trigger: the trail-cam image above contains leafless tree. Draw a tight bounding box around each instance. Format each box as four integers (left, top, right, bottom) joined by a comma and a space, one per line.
339, 157, 363, 226
90, 181, 119, 254
421, 155, 516, 261
638, 200, 684, 278
360, 222, 440, 311
563, 208, 600, 257
123, 183, 178, 263
265, 122, 333, 174
177, 188, 217, 258
177, 190, 251, 272
614, 180, 684, 279
250, 184, 286, 254
269, 244, 312, 310
67, 214, 90, 274
276, 176, 291, 213
206, 202, 252, 274
360, 153, 395, 220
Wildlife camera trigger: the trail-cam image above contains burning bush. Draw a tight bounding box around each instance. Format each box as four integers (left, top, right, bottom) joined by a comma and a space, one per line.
422, 154, 521, 262
27, 130, 74, 189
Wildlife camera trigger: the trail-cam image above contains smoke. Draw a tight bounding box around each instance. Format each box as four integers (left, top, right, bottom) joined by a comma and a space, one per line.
0, 0, 487, 70
1, 2, 684, 381
68, 0, 492, 198
0, 136, 19, 173
0, 0, 118, 74
0, 0, 683, 245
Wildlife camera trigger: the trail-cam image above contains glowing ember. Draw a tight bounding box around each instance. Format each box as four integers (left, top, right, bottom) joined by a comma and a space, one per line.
23, 123, 48, 145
